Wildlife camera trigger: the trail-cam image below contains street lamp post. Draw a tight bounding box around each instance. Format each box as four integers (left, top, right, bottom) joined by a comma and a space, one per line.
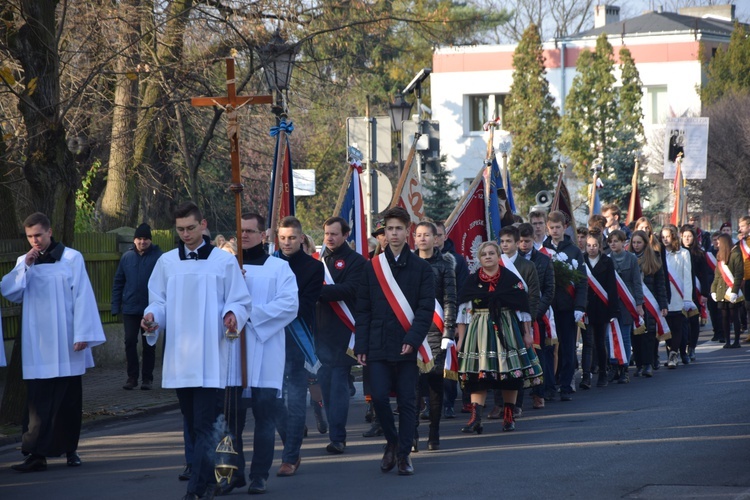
388, 93, 413, 178
257, 30, 298, 120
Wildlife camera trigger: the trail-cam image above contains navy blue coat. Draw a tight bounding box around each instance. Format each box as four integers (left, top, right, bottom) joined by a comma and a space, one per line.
111, 244, 163, 315
355, 245, 435, 362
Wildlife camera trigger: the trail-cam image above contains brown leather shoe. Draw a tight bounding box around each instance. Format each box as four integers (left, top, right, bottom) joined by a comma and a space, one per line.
380, 443, 397, 472
487, 405, 502, 419
276, 457, 300, 477
397, 455, 414, 475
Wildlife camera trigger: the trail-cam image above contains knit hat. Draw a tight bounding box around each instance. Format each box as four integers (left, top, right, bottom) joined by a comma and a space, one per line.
371, 219, 385, 237
134, 223, 152, 240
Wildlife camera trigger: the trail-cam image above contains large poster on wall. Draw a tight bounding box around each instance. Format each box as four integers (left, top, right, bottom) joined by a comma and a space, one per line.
663, 116, 709, 180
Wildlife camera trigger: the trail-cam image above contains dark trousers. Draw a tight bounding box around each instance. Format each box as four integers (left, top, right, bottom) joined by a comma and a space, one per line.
581, 320, 608, 375
632, 318, 656, 367
666, 311, 684, 354
224, 386, 278, 481
708, 297, 724, 339
720, 302, 742, 344
123, 314, 156, 382
276, 360, 307, 464
553, 310, 576, 394
318, 364, 352, 443
419, 369, 444, 444
24, 375, 82, 457
369, 360, 419, 458
176, 387, 221, 497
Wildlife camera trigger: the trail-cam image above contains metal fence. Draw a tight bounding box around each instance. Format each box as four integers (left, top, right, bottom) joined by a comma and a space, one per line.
1, 230, 176, 341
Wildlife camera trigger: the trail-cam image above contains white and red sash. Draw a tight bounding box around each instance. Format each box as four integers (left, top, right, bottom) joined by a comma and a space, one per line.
443, 339, 458, 381
641, 283, 671, 341
719, 261, 744, 302
740, 239, 750, 261
322, 261, 357, 359
433, 299, 445, 332
705, 252, 717, 272
500, 254, 528, 292
666, 258, 697, 316
542, 307, 558, 345
586, 265, 609, 304
614, 272, 645, 334
607, 318, 628, 365
372, 253, 434, 372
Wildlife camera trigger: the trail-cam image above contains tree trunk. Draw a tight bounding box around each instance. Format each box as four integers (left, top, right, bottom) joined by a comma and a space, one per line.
10, 0, 77, 244
99, 0, 141, 230
0, 132, 20, 238
132, 0, 193, 225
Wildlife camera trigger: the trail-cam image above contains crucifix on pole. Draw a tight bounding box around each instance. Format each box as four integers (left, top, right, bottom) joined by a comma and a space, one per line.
190, 57, 272, 387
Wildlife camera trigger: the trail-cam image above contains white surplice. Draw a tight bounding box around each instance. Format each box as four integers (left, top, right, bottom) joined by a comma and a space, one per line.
1, 248, 106, 379
241, 257, 298, 395
144, 248, 252, 389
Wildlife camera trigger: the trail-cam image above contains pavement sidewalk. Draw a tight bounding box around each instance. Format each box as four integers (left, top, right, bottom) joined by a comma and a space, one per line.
0, 366, 179, 447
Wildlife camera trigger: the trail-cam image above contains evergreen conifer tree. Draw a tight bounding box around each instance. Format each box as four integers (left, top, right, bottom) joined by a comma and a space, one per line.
701, 22, 750, 105
504, 23, 560, 211
560, 33, 618, 179
423, 160, 459, 221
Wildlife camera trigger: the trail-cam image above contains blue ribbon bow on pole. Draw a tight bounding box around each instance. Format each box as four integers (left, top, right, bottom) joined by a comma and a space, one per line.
270, 119, 294, 137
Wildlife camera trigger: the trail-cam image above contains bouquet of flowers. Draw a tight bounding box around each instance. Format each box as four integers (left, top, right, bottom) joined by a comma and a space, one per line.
550, 251, 585, 288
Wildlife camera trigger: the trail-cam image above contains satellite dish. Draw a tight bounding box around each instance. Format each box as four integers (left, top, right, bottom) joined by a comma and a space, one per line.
536, 190, 553, 207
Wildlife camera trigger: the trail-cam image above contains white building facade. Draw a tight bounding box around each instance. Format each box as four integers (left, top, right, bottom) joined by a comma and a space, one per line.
431, 5, 737, 199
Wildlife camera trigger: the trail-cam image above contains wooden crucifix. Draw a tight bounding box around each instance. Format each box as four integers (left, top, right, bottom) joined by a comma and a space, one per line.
191, 57, 272, 387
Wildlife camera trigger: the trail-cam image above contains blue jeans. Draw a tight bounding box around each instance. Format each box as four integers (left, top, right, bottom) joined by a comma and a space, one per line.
317, 364, 351, 443
368, 360, 419, 458
554, 310, 576, 395
176, 387, 221, 497
275, 361, 308, 464
443, 377, 457, 410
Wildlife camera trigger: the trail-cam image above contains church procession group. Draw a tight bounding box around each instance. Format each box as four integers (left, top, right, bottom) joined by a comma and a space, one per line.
2, 187, 750, 499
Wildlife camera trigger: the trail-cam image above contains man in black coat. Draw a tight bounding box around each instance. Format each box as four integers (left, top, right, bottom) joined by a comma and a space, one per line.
316, 216, 366, 455
355, 207, 435, 476
111, 223, 163, 390
273, 216, 324, 477
519, 223, 555, 406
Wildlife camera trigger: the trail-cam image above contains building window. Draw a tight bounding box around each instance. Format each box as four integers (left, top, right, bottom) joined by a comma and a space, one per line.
468, 94, 506, 132
643, 86, 668, 125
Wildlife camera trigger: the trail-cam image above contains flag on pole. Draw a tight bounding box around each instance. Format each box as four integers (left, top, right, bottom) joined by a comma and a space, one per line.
505, 167, 516, 214
445, 168, 487, 270
589, 176, 603, 216
670, 153, 687, 227
487, 157, 504, 242
551, 168, 574, 227
268, 119, 295, 251
340, 147, 369, 259
626, 162, 643, 224
389, 138, 426, 247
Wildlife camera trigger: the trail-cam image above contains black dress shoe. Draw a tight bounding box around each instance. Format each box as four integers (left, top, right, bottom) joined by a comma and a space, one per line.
397, 455, 414, 475
11, 454, 47, 472
427, 441, 439, 451
326, 441, 346, 454
247, 477, 267, 495
181, 494, 200, 500
66, 451, 82, 467
215, 475, 246, 496
380, 443, 397, 472
178, 463, 192, 481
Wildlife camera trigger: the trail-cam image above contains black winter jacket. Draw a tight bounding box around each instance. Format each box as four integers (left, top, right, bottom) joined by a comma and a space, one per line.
543, 236, 588, 313
423, 248, 456, 360
584, 254, 619, 326
522, 248, 555, 321
111, 244, 163, 315
355, 245, 435, 362
441, 238, 470, 290
316, 243, 366, 367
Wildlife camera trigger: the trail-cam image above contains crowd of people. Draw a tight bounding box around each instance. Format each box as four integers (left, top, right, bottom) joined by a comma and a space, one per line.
3, 202, 750, 500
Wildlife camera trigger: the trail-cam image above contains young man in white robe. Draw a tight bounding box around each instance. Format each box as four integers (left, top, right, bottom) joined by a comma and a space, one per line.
216, 212, 298, 496
1, 212, 106, 472
141, 201, 251, 500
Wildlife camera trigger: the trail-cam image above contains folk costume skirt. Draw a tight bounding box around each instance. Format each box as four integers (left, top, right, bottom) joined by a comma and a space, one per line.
458, 308, 543, 391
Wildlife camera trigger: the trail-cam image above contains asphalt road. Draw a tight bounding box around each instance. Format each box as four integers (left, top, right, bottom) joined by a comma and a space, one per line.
1, 337, 749, 499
